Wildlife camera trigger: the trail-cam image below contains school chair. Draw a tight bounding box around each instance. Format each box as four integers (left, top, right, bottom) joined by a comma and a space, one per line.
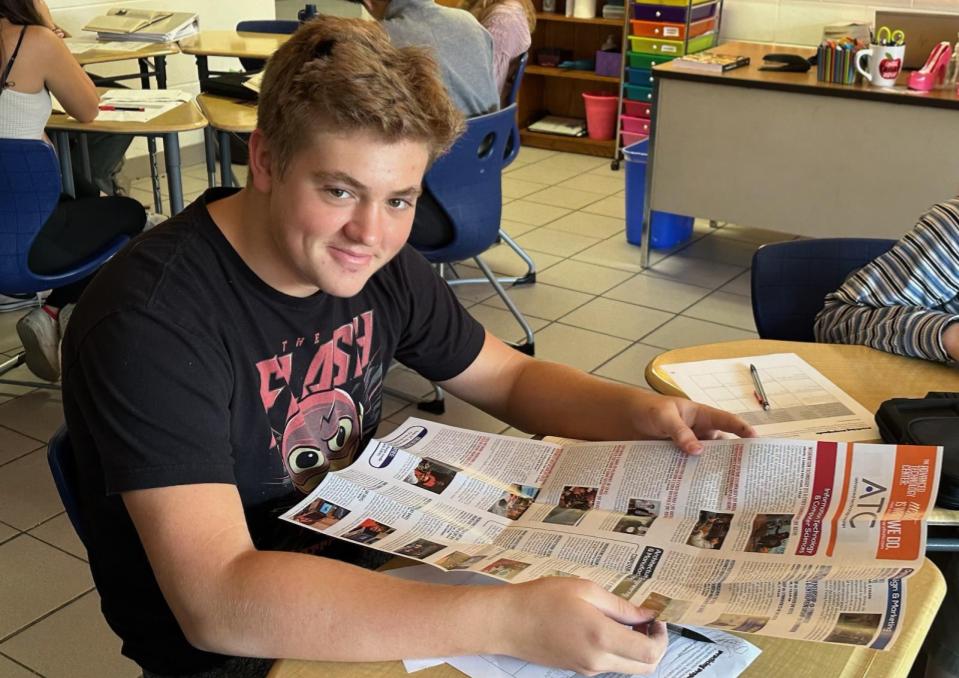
0, 139, 131, 388
751, 238, 896, 342
235, 20, 300, 72
47, 426, 89, 550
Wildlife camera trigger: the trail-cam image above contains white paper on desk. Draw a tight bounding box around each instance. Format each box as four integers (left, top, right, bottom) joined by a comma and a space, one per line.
64, 37, 97, 54
66, 37, 155, 53
662, 353, 879, 440
94, 89, 191, 122
390, 565, 761, 678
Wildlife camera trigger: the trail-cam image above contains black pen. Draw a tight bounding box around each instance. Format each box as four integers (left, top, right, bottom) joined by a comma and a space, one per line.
749, 363, 770, 411
667, 623, 716, 644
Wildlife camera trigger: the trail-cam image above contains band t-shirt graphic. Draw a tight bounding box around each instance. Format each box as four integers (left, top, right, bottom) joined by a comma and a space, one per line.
61, 188, 485, 674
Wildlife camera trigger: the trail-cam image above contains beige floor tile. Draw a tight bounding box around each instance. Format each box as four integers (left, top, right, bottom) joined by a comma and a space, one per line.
0, 591, 139, 678
559, 298, 673, 341
513, 146, 559, 166
450, 279, 498, 305
0, 654, 35, 678
0, 449, 64, 531
480, 283, 593, 321
505, 159, 585, 185
0, 362, 47, 399
587, 161, 625, 178
379, 395, 410, 421
501, 200, 571, 227
384, 367, 435, 401
581, 194, 625, 220
499, 219, 540, 238
29, 513, 86, 561
642, 316, 758, 350
0, 426, 44, 466
181, 162, 213, 182
533, 324, 631, 372
514, 229, 600, 258
479, 243, 562, 278
548, 152, 611, 173
542, 211, 625, 240
0, 522, 17, 545
719, 270, 752, 297
555, 173, 625, 196
593, 342, 666, 388
524, 186, 607, 210
0, 535, 93, 639
646, 255, 745, 290
683, 291, 758, 332
571, 236, 645, 273
0, 391, 64, 443
502, 177, 549, 199
678, 236, 759, 268
374, 419, 402, 439
394, 394, 509, 435
604, 274, 713, 313
467, 304, 549, 345
536, 260, 633, 295
0, 311, 24, 354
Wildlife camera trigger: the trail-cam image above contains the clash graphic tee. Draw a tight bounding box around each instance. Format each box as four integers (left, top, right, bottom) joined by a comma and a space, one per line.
60, 188, 485, 674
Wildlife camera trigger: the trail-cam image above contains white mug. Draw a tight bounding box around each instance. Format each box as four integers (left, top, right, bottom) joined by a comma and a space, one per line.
856, 44, 906, 88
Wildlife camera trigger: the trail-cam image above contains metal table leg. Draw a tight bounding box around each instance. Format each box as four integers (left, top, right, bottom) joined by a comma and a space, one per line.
156, 56, 168, 89
53, 131, 75, 197
162, 133, 185, 215
78, 134, 92, 186
138, 57, 151, 89
218, 130, 232, 188
148, 138, 162, 213
204, 127, 217, 188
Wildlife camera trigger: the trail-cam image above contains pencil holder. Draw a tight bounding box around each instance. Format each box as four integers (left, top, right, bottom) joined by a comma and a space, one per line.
816, 42, 862, 85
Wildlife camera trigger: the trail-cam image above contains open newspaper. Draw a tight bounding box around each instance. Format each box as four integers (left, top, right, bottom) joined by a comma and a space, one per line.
281, 418, 941, 650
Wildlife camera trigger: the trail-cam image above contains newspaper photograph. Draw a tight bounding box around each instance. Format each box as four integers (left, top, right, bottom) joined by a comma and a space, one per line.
281, 418, 941, 651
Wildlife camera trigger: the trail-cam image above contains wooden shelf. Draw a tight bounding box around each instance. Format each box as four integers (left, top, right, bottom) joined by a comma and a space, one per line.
519, 129, 616, 157
525, 64, 620, 84
535, 12, 622, 26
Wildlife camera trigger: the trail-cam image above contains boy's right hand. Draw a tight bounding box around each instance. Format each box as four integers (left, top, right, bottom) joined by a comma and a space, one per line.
487, 577, 668, 676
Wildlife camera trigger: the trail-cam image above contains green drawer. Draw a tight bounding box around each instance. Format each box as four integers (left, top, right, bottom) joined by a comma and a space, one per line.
627, 51, 677, 69
627, 31, 716, 57
623, 83, 654, 101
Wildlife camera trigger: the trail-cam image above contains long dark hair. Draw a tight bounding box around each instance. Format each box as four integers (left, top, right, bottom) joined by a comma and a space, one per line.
0, 0, 45, 26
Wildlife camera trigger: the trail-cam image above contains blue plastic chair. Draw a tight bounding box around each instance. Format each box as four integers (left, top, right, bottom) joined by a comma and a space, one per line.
47, 426, 89, 550
751, 238, 896, 342
235, 20, 300, 72
0, 139, 130, 387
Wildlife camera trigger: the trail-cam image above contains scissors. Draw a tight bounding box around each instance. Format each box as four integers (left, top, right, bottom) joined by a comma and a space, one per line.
876, 26, 906, 46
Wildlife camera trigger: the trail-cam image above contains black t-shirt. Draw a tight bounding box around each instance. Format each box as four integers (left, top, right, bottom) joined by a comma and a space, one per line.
60, 188, 485, 675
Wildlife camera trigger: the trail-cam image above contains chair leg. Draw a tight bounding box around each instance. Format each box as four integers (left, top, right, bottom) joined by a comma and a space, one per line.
473, 256, 534, 355
0, 353, 61, 390
445, 229, 537, 289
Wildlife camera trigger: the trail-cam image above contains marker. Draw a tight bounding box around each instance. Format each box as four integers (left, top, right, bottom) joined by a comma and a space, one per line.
99, 105, 145, 111
749, 363, 771, 411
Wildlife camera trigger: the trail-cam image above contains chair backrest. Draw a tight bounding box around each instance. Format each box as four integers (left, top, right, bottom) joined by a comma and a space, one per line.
502, 52, 528, 168
235, 20, 300, 71
0, 139, 131, 295
414, 104, 517, 264
751, 237, 897, 341
47, 426, 89, 550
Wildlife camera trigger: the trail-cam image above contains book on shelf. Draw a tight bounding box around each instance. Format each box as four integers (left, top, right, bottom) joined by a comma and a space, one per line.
527, 115, 586, 137
672, 52, 750, 73
83, 8, 198, 43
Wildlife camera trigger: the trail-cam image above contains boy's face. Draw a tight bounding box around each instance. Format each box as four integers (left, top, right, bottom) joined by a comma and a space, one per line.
252, 128, 429, 298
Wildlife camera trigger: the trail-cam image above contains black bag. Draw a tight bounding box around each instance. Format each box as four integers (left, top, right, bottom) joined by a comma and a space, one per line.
199, 73, 258, 102
876, 392, 959, 509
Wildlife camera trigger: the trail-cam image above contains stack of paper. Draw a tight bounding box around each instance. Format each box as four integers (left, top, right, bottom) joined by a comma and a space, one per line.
94, 89, 192, 123
83, 9, 198, 43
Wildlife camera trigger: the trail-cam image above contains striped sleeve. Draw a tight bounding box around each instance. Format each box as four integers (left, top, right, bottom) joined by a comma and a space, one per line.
814, 199, 959, 363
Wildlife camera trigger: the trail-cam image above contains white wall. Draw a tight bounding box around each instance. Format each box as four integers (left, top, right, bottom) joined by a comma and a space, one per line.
721, 0, 959, 46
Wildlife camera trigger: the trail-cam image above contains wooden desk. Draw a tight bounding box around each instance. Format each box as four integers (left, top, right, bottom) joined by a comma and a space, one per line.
74, 41, 179, 89
47, 92, 207, 214
639, 40, 959, 267
179, 31, 290, 80
194, 94, 257, 187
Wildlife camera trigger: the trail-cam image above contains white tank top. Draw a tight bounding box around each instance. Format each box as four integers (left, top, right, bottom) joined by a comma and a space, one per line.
0, 25, 51, 140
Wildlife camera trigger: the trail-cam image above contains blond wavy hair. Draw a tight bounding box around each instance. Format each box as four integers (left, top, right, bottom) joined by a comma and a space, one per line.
257, 16, 465, 176
462, 0, 536, 32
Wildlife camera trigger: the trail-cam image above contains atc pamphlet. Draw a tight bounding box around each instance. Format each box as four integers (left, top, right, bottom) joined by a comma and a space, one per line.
282, 418, 940, 651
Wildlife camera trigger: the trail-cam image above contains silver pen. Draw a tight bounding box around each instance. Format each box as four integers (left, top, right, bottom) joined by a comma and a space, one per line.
749, 363, 770, 411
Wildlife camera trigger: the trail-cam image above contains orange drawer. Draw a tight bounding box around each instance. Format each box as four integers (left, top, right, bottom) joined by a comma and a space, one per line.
629, 17, 717, 41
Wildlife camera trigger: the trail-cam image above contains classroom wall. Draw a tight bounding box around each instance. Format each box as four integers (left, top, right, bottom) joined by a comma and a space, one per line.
721, 0, 959, 46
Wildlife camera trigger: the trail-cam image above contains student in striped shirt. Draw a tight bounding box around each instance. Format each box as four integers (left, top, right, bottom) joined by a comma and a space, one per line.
814, 198, 959, 363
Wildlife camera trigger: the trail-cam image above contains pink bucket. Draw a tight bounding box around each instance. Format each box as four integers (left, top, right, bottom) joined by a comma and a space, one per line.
582, 91, 618, 140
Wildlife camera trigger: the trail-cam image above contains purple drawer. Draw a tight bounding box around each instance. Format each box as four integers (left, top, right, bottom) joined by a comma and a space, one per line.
632, 2, 716, 23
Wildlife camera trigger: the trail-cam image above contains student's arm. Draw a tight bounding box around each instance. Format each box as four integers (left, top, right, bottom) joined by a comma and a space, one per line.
441, 332, 754, 454
38, 28, 98, 121
123, 482, 667, 674
814, 200, 959, 363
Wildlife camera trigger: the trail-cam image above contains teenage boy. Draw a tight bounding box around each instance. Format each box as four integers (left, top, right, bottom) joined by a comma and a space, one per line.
62, 17, 753, 678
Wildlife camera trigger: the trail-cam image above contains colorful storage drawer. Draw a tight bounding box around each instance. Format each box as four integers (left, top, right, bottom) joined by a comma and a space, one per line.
628, 31, 715, 57
624, 83, 654, 101
635, 0, 714, 6
623, 99, 652, 118
630, 16, 716, 40
620, 114, 650, 135
626, 67, 654, 86
620, 131, 647, 147
627, 51, 677, 70
632, 1, 716, 23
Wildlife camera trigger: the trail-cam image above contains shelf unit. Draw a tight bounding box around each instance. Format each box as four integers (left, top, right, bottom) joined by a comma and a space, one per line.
517, 7, 629, 158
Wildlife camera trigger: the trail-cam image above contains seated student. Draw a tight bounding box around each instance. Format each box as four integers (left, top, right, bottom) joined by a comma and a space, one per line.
0, 0, 146, 381
814, 199, 959, 678
62, 17, 754, 678
461, 0, 535, 101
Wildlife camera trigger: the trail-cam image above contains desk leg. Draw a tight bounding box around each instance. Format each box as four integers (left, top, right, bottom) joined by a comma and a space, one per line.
640, 79, 661, 270
78, 134, 92, 186
203, 127, 217, 188
163, 133, 184, 215
138, 58, 151, 90
196, 55, 209, 82
54, 131, 76, 198
156, 56, 168, 89
218, 130, 232, 188
148, 138, 162, 214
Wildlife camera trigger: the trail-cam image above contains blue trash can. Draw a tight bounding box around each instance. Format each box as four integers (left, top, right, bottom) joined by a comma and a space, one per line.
623, 139, 694, 249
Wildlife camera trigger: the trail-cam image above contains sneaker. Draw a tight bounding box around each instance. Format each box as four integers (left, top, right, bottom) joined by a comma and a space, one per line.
16, 308, 61, 381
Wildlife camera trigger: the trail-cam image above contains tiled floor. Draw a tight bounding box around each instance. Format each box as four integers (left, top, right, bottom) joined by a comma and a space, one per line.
0, 146, 799, 677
